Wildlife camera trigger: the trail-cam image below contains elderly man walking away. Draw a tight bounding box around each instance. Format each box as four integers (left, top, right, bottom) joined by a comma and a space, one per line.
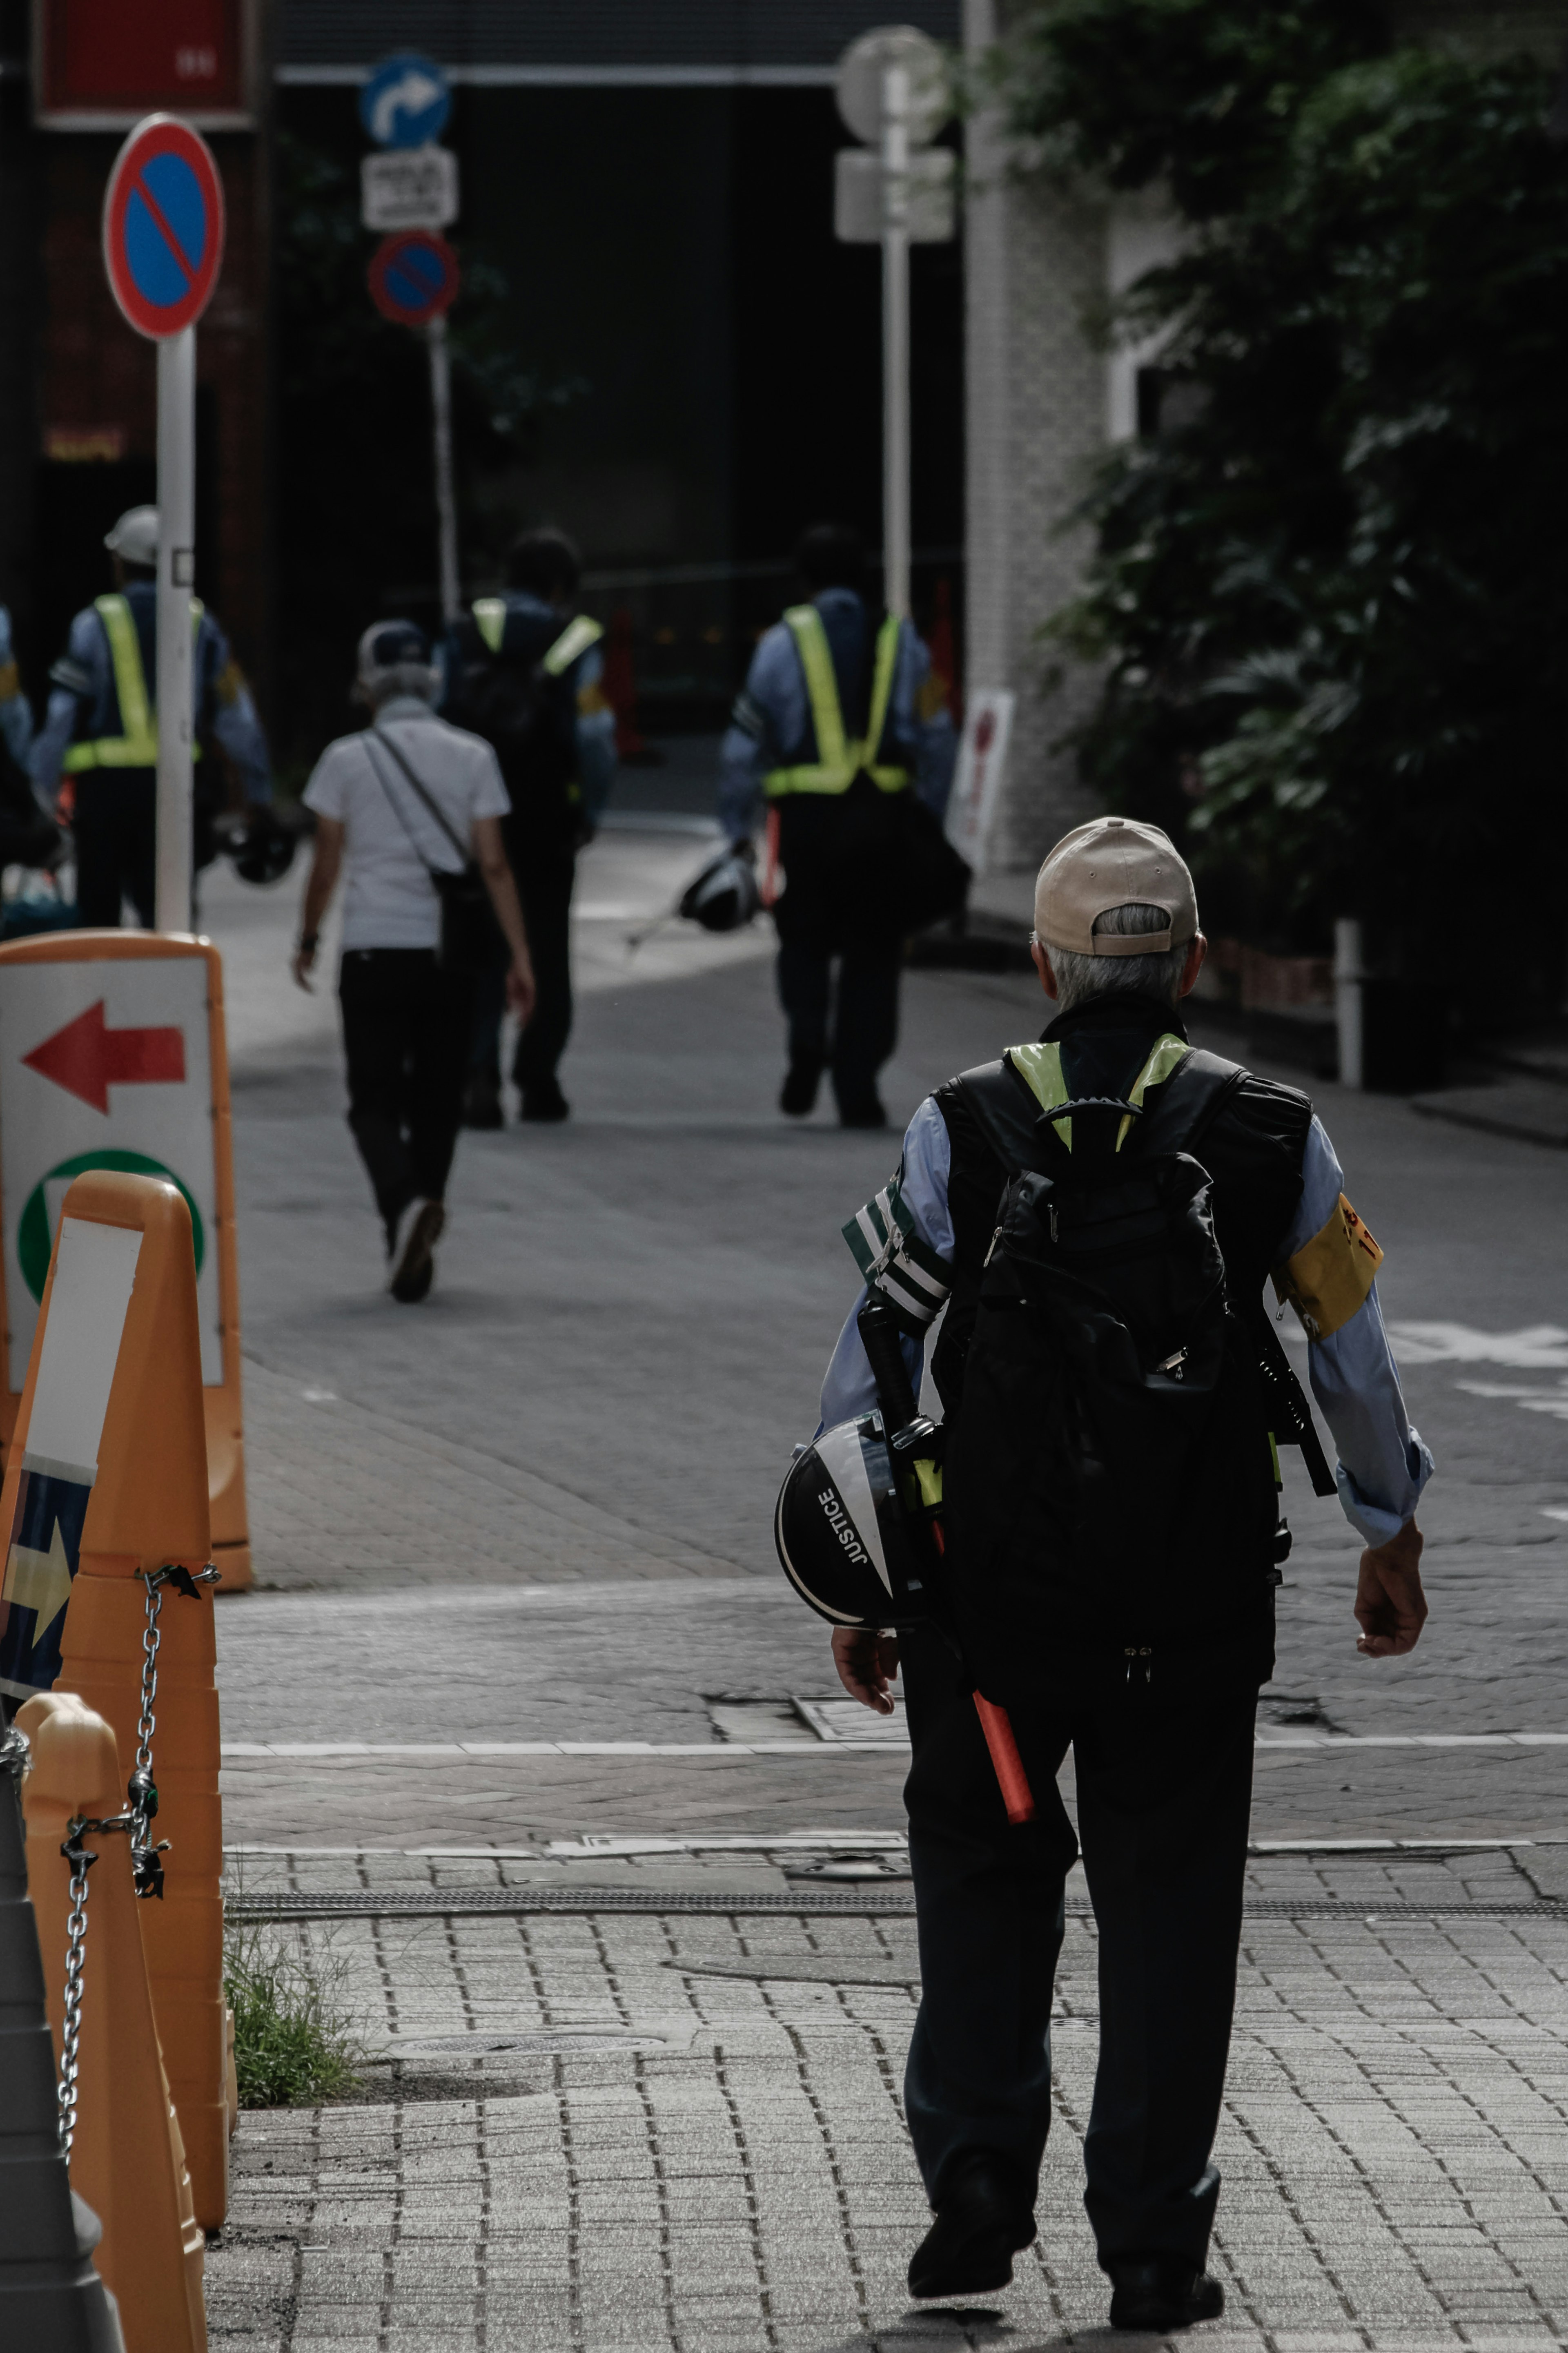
817, 817, 1433, 2331
293, 622, 535, 1303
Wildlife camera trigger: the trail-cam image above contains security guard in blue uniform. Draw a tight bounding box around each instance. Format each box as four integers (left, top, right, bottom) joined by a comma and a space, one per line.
817, 819, 1434, 2330
718, 522, 955, 1129
30, 506, 274, 926
444, 527, 617, 1124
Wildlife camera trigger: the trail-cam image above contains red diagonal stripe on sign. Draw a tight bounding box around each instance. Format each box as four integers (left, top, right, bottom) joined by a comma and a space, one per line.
132, 170, 197, 290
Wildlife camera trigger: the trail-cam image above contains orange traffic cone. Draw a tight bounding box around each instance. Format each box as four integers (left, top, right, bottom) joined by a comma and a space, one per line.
18, 1689, 206, 2353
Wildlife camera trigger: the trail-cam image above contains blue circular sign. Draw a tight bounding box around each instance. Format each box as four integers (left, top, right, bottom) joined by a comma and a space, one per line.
103, 115, 226, 340
368, 231, 460, 327
359, 53, 451, 150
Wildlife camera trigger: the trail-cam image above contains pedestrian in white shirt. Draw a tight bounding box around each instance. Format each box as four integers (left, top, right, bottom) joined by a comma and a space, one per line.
293, 621, 535, 1302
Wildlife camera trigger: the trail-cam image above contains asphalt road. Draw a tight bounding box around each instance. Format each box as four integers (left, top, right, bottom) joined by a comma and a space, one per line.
197, 847, 1568, 1845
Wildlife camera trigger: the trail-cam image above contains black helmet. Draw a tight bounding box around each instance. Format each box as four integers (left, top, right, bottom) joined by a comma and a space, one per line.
774, 1414, 937, 1629
227, 809, 297, 886
679, 848, 760, 934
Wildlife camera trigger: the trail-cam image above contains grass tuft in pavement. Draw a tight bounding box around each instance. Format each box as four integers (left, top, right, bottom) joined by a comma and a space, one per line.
225, 1923, 359, 2108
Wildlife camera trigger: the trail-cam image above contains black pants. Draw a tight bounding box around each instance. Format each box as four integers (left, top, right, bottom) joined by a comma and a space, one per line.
74, 772, 156, 928
470, 843, 575, 1093
339, 949, 474, 1236
775, 938, 900, 1119
900, 1626, 1256, 2273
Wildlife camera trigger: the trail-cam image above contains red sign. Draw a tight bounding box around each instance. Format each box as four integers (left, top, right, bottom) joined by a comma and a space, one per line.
23, 1002, 186, 1115
368, 232, 461, 328
36, 0, 251, 129
103, 116, 226, 341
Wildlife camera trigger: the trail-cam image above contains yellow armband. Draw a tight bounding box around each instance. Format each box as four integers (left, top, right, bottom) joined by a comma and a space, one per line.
1271, 1194, 1383, 1341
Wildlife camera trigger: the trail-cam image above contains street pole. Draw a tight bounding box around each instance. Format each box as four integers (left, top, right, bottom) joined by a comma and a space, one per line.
881, 60, 912, 619
427, 314, 460, 623
879, 64, 912, 621
154, 325, 196, 934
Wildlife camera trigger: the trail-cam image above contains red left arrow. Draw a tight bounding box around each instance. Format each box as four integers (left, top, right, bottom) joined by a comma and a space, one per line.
22, 1000, 185, 1114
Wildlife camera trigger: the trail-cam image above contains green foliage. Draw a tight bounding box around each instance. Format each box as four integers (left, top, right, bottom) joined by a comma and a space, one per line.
996, 7, 1568, 962
225, 1924, 358, 2108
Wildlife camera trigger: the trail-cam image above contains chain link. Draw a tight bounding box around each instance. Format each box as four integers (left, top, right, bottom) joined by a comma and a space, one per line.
56, 1821, 96, 2155
127, 1563, 217, 1901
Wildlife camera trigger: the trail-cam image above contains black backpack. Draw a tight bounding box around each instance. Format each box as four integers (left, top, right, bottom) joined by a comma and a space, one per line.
942, 1048, 1332, 1693
445, 607, 577, 799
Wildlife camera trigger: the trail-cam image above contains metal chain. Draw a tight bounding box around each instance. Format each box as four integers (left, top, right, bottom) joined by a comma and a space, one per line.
127, 1563, 217, 1900
56, 1820, 97, 2156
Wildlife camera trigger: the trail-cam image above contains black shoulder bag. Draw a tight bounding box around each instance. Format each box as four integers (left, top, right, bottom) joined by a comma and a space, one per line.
361, 728, 504, 977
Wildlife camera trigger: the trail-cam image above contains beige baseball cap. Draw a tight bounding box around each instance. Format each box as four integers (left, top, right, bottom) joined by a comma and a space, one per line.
1033, 816, 1199, 957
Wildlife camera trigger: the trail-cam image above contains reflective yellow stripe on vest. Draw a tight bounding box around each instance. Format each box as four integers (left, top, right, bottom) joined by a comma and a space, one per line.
62, 593, 204, 773
470, 602, 604, 672
1007, 1032, 1190, 1154
764, 605, 909, 798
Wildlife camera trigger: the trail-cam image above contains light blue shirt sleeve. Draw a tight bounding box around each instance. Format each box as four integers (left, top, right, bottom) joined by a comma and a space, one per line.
717, 624, 804, 845
1277, 1115, 1434, 1546
0, 607, 32, 772
818, 1097, 953, 1431
31, 609, 109, 800
573, 643, 617, 823
202, 618, 273, 806
894, 623, 958, 820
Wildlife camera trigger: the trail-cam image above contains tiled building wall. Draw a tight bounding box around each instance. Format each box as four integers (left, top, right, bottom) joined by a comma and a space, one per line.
962, 0, 1106, 876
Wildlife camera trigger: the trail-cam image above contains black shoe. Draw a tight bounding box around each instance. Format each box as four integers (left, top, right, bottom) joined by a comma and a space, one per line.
838, 1100, 886, 1130
780, 1059, 822, 1117
461, 1077, 503, 1130
907, 2153, 1036, 2302
519, 1078, 570, 1123
1107, 2262, 1224, 2331
389, 1200, 444, 1303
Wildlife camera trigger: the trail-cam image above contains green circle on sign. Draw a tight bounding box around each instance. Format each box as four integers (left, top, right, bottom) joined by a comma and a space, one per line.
18, 1151, 205, 1304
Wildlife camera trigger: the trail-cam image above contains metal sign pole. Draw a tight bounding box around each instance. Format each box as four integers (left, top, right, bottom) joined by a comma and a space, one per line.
427, 315, 461, 623
154, 326, 196, 934
881, 61, 912, 620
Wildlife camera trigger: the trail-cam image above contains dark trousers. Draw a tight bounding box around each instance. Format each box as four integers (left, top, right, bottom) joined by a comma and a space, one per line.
74, 772, 156, 928
900, 1626, 1256, 2273
339, 949, 474, 1236
776, 938, 901, 1120
470, 844, 575, 1093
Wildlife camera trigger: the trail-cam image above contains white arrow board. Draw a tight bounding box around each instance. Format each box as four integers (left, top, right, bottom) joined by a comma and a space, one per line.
0, 955, 221, 1389
362, 147, 460, 231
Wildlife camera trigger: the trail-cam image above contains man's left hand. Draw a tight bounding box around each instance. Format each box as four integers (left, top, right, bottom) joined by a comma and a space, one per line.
505, 956, 536, 1024
1355, 1519, 1427, 1657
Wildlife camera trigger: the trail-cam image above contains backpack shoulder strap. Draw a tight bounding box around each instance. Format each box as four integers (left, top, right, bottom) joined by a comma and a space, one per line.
943, 1057, 1052, 1179
1133, 1046, 1246, 1161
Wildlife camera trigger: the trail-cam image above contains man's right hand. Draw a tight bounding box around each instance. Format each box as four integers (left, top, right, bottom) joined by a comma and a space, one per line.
832, 1626, 900, 1715
1355, 1519, 1427, 1657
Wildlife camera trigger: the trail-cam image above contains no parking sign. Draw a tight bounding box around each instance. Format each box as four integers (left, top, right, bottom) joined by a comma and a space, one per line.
102, 113, 225, 339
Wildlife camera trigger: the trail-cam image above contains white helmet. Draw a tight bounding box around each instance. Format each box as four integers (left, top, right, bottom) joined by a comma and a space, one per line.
104, 506, 159, 569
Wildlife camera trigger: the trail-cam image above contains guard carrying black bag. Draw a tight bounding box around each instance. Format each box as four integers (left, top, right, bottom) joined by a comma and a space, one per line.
940, 1045, 1334, 1698
362, 731, 503, 977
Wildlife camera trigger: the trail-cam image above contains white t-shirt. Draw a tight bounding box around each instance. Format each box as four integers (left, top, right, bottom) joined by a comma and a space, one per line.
302, 697, 511, 952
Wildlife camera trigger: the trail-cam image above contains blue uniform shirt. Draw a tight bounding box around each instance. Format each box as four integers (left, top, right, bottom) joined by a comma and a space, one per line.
717, 586, 956, 843
30, 582, 272, 806
821, 1096, 1434, 1547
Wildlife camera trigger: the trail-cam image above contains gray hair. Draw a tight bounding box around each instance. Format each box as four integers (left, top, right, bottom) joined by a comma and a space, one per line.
1046, 902, 1191, 1012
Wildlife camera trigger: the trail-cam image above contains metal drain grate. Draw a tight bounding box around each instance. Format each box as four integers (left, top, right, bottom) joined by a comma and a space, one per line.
224, 1886, 1568, 1925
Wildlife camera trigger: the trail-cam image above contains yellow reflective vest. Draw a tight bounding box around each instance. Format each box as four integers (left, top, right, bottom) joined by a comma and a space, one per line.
62, 593, 205, 773
470, 599, 604, 675
764, 604, 909, 798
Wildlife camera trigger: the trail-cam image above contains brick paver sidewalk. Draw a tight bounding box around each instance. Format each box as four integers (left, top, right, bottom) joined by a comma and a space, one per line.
207, 1844, 1568, 2351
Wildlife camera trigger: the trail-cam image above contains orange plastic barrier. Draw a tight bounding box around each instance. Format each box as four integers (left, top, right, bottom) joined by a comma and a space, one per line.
0, 930, 251, 1591
1, 1168, 230, 2228
18, 1688, 206, 2353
